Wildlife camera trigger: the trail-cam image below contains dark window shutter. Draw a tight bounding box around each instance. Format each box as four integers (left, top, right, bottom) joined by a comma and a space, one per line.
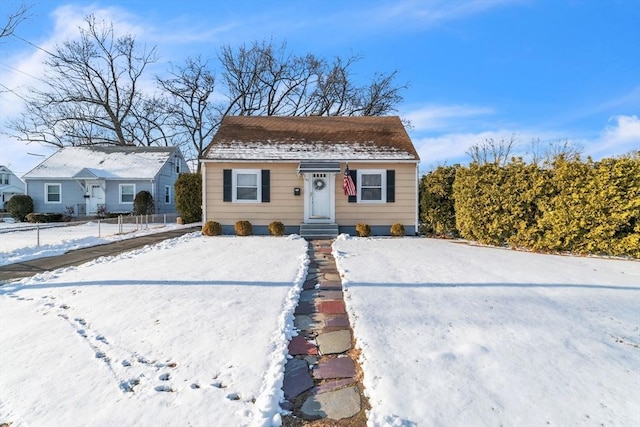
223, 169, 232, 202
348, 169, 357, 203
386, 170, 395, 203
261, 170, 270, 202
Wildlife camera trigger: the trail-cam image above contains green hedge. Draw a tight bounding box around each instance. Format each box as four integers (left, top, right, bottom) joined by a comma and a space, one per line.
448, 153, 639, 258
419, 165, 458, 236
6, 194, 34, 222
26, 212, 64, 223
174, 173, 202, 224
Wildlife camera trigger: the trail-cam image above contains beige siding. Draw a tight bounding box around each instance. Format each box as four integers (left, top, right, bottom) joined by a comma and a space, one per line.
335, 162, 417, 226
203, 161, 418, 227
205, 162, 304, 225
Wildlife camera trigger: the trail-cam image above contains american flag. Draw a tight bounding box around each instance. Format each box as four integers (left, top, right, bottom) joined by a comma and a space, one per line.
343, 165, 356, 196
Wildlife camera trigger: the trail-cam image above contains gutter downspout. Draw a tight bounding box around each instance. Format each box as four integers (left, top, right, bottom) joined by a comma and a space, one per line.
415, 162, 419, 236
201, 161, 206, 223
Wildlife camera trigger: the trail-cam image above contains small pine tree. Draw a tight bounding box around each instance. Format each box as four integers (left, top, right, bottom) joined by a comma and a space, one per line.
6, 195, 34, 222
133, 191, 155, 215
174, 173, 202, 224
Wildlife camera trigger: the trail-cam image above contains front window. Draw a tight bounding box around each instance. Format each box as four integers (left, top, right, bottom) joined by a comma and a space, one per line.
119, 184, 135, 204
45, 183, 61, 203
165, 186, 171, 204
2, 174, 9, 185
358, 170, 386, 203
233, 169, 261, 202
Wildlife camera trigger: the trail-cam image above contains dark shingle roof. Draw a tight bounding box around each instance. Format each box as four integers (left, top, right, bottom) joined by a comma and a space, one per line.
203, 116, 419, 161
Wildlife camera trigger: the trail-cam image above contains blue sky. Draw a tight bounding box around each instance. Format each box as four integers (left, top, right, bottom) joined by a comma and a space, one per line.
1, 0, 639, 176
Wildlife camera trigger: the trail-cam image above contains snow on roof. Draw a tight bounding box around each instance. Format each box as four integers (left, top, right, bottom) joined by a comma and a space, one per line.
203, 116, 420, 161
23, 146, 178, 180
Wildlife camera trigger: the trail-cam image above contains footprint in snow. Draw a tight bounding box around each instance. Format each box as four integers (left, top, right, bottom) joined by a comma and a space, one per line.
226, 392, 241, 401
95, 335, 108, 344
95, 351, 110, 362
77, 329, 87, 337
74, 318, 86, 325
159, 373, 170, 381
120, 378, 140, 393
155, 385, 173, 392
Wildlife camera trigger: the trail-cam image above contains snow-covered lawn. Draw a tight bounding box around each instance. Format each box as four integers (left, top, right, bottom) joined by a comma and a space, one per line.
0, 233, 309, 427
332, 237, 640, 427
0, 220, 195, 266
2, 232, 639, 427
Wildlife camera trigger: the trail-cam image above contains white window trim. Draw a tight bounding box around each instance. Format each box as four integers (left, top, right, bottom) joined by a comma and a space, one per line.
357, 169, 386, 203
45, 183, 62, 204
165, 185, 171, 204
119, 183, 136, 204
232, 169, 261, 203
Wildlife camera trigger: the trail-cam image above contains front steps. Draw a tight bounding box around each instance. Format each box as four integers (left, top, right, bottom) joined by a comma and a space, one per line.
299, 223, 339, 239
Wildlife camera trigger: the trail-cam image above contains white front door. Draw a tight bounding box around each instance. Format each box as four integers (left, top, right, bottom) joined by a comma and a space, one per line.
304, 173, 335, 222
87, 183, 105, 214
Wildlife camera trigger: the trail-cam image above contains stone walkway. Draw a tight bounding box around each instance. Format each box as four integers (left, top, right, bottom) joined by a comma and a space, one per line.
281, 239, 367, 424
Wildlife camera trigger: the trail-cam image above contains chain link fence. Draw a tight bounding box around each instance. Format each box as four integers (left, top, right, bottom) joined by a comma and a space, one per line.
0, 214, 181, 252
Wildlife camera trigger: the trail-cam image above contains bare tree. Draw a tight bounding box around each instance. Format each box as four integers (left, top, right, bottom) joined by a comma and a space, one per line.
527, 138, 583, 165
9, 15, 160, 147
0, 2, 31, 94
217, 40, 405, 118
466, 136, 516, 166
0, 2, 30, 40
157, 56, 218, 171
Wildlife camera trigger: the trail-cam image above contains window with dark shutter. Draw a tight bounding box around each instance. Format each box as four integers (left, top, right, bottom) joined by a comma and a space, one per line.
261, 170, 270, 202
223, 169, 232, 202
348, 169, 357, 203
386, 170, 395, 203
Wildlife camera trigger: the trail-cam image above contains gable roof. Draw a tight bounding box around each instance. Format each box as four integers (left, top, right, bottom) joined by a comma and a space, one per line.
203, 116, 419, 161
22, 146, 180, 180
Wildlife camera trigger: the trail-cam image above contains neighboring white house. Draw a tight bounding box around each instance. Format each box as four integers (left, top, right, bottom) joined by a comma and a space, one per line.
22, 146, 189, 216
0, 165, 25, 206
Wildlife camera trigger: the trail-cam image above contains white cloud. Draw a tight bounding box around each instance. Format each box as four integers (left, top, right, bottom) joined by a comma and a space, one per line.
587, 115, 640, 158
410, 128, 571, 171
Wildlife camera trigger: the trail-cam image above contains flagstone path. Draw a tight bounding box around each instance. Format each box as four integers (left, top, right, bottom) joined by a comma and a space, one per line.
281, 239, 367, 424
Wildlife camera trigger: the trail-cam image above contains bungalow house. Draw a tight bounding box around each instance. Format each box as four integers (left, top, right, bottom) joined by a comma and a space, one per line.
1, 165, 25, 206
201, 116, 420, 237
22, 146, 189, 216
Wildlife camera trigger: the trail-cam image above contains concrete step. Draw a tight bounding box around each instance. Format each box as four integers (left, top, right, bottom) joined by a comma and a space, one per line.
299, 223, 339, 239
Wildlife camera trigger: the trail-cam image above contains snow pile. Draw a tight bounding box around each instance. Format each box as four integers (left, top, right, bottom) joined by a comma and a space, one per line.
332, 236, 640, 427
0, 234, 309, 427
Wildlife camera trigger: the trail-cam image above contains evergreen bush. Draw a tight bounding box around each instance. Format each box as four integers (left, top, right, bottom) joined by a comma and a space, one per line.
26, 212, 64, 223
174, 173, 202, 224
235, 220, 253, 236
419, 165, 458, 236
390, 223, 405, 237
449, 151, 639, 258
6, 194, 34, 221
133, 191, 155, 215
202, 220, 222, 236
268, 221, 285, 236
355, 223, 371, 237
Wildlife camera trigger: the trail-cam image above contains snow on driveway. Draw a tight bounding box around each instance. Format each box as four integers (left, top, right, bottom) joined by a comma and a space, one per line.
0, 233, 309, 427
332, 236, 640, 427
